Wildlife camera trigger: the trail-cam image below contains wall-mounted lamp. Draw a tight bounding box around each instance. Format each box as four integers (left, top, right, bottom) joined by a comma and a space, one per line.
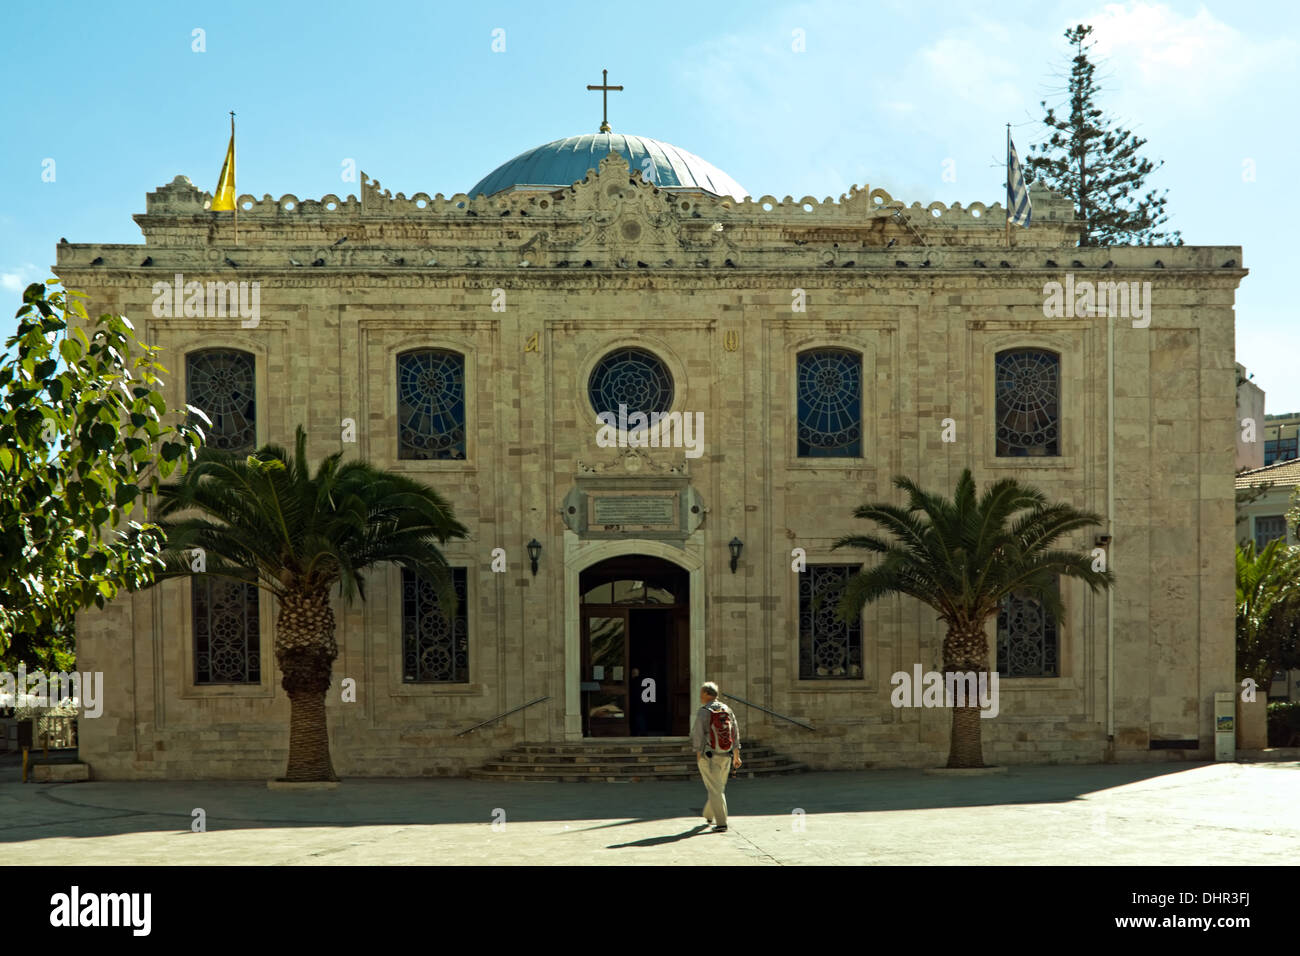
728, 537, 744, 574
1095, 534, 1112, 547
527, 538, 542, 576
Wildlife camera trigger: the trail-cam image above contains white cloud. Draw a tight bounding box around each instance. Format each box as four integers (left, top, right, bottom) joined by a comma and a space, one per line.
918, 32, 1025, 111
1082, 2, 1297, 106
1, 265, 41, 294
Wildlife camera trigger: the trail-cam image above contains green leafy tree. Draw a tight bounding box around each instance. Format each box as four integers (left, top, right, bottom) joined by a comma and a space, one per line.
1027, 24, 1182, 246
153, 427, 468, 782
0, 282, 204, 651
1287, 483, 1300, 543
833, 469, 1114, 768
1236, 539, 1300, 688
0, 619, 75, 673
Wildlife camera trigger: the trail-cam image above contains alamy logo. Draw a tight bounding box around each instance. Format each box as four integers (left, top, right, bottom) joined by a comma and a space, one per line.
595, 404, 704, 459
1042, 273, 1151, 328
151, 272, 261, 328
890, 665, 1000, 718
49, 886, 151, 936
0, 666, 104, 718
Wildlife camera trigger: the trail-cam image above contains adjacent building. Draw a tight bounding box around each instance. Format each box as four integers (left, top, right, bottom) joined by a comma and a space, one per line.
1264, 411, 1300, 466
1236, 363, 1265, 471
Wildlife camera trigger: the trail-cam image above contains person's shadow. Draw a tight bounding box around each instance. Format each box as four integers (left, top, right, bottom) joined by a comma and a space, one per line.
607, 824, 711, 848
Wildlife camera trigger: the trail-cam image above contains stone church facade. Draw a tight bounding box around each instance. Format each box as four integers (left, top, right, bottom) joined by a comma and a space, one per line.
59, 132, 1243, 779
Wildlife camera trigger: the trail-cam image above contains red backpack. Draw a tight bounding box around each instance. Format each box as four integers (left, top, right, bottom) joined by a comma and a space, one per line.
708, 705, 735, 752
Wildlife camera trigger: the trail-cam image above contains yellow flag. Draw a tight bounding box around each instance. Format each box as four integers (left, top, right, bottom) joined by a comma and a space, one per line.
211, 116, 236, 211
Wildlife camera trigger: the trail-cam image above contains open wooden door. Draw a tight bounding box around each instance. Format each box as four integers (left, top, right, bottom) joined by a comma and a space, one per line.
581, 609, 629, 737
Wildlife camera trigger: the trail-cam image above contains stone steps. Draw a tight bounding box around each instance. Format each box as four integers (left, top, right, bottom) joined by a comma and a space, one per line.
505, 737, 700, 755
492, 745, 783, 765
470, 738, 806, 782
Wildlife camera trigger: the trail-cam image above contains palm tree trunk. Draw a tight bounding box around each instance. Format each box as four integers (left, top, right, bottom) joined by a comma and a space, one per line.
275, 589, 339, 782
947, 705, 985, 768
943, 622, 990, 768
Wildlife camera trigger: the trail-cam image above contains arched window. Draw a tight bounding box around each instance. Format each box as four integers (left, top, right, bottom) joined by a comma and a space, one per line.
193, 577, 260, 684
997, 584, 1059, 677
588, 347, 674, 418
796, 348, 862, 457
186, 349, 256, 452
995, 348, 1060, 457
397, 349, 466, 460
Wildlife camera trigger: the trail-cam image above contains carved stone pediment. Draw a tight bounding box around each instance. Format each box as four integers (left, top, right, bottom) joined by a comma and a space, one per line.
567, 153, 684, 260
576, 447, 688, 476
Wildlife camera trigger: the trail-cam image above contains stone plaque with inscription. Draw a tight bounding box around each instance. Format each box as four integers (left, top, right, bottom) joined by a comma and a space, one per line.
562, 476, 705, 540
592, 495, 676, 526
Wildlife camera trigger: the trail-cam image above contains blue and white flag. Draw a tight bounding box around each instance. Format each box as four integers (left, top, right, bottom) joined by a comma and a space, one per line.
1006, 135, 1032, 228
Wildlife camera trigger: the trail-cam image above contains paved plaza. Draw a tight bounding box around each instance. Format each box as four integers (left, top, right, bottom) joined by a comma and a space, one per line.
2, 758, 1296, 865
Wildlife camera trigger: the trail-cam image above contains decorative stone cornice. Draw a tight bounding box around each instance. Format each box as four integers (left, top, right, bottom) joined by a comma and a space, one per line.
69, 156, 1248, 289
53, 243, 1250, 285
125, 152, 1091, 255
48, 269, 1250, 298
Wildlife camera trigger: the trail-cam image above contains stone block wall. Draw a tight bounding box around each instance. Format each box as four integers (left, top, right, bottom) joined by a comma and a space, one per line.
65, 167, 1241, 778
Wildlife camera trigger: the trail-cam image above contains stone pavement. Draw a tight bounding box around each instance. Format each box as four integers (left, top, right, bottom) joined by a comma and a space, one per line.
1, 757, 1296, 865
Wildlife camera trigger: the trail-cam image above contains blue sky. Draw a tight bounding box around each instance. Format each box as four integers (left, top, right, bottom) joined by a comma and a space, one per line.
2, 0, 1296, 408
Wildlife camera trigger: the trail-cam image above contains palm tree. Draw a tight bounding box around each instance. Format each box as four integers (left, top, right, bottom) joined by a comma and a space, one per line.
832, 469, 1114, 768
1236, 539, 1300, 688
152, 426, 468, 782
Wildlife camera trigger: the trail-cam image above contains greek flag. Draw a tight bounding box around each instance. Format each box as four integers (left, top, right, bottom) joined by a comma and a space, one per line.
1006, 135, 1032, 228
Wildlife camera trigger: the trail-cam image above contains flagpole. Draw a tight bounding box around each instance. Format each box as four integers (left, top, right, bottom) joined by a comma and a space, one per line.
231, 112, 238, 246
1005, 124, 1011, 250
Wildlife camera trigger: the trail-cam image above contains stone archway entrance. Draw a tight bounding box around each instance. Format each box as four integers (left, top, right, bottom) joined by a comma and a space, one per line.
564, 534, 704, 740
579, 556, 690, 737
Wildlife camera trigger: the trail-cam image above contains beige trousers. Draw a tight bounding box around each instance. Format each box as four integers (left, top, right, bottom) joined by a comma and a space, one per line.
697, 752, 733, 826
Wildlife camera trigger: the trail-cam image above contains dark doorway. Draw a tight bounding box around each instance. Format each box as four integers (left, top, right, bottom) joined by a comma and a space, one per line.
580, 556, 689, 738
629, 609, 670, 735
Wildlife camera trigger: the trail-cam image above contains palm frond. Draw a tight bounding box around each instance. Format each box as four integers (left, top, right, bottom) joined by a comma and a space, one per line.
836, 468, 1114, 628
150, 428, 469, 610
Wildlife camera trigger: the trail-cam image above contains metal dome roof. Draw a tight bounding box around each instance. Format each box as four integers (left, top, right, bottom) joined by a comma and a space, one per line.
469, 133, 748, 200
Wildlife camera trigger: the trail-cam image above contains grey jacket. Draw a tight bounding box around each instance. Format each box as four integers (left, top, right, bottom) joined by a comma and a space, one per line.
691, 700, 740, 754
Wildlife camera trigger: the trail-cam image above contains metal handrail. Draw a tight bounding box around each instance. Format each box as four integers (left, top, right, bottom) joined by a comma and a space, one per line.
455, 696, 551, 737
722, 693, 815, 731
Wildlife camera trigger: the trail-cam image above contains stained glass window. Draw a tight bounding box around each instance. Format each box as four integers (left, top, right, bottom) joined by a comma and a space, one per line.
997, 586, 1059, 677
799, 565, 863, 679
588, 348, 674, 418
186, 350, 256, 452
402, 568, 468, 682
193, 577, 260, 684
796, 349, 862, 457
995, 349, 1060, 457
398, 350, 466, 460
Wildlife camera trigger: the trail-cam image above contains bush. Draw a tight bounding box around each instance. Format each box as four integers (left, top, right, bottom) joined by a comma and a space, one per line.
1266, 700, 1300, 748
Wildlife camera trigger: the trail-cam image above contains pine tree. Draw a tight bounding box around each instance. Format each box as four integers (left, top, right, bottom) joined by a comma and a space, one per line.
1028, 24, 1182, 247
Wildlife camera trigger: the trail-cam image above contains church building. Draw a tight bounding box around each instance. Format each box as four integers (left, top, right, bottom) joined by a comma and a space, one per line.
61, 91, 1243, 778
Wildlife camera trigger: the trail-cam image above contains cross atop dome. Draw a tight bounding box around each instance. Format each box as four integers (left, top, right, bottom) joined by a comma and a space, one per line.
586, 68, 623, 133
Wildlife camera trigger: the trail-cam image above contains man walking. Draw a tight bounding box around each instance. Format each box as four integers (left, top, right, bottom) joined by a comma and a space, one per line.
692, 681, 741, 832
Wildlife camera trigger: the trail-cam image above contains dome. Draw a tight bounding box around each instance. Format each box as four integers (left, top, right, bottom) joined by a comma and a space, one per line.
469, 133, 747, 200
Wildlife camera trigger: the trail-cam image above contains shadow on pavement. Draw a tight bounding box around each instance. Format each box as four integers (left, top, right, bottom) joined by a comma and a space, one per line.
606, 823, 713, 848
0, 759, 1253, 844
